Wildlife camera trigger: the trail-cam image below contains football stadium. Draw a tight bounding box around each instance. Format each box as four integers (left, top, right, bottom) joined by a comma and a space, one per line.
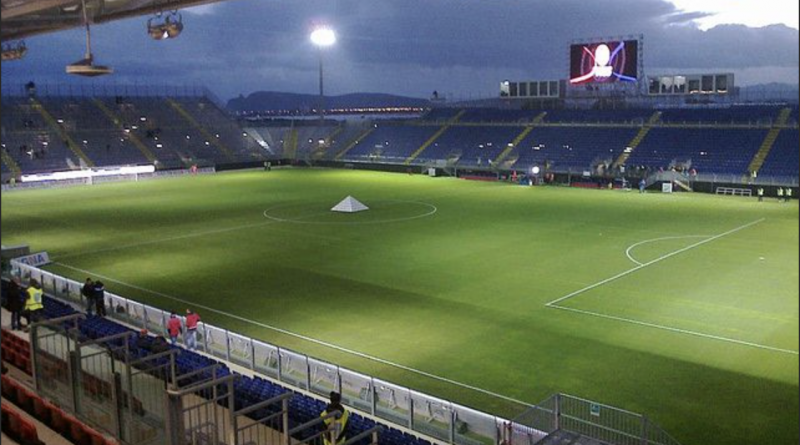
0, 2, 798, 445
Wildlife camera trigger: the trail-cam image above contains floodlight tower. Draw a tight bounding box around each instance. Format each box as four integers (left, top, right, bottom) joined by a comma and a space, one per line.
310, 27, 336, 123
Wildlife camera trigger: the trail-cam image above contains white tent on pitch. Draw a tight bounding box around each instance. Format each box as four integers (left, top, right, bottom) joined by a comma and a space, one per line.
331, 196, 369, 213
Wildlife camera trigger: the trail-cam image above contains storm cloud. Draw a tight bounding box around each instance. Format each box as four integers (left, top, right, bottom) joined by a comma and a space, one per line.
3, 0, 798, 100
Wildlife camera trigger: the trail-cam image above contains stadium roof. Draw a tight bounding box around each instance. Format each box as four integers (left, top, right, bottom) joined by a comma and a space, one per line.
1, 0, 223, 41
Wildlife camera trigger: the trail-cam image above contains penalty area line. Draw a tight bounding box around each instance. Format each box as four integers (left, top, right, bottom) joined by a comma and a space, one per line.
545, 218, 765, 307
548, 305, 798, 356
52, 262, 535, 408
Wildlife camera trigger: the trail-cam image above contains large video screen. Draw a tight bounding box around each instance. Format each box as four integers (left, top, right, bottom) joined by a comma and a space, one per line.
569, 40, 638, 85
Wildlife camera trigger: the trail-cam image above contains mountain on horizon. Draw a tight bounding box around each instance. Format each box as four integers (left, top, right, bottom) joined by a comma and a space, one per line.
227, 91, 432, 113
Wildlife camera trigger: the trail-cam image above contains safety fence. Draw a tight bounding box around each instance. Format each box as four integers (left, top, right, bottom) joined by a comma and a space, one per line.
11, 260, 514, 445
1, 167, 216, 192
11, 259, 682, 445
508, 394, 682, 445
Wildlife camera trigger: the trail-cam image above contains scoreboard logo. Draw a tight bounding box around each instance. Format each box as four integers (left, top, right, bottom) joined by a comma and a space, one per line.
569, 40, 638, 85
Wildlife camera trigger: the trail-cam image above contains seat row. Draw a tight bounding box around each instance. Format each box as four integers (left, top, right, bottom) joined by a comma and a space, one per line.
1, 403, 44, 445
23, 295, 435, 445
1, 328, 32, 374
2, 374, 117, 445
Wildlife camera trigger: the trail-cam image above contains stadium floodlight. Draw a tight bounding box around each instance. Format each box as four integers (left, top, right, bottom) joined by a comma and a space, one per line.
1, 41, 27, 61
148, 12, 183, 40
311, 26, 336, 122
66, 0, 112, 76
310, 27, 336, 47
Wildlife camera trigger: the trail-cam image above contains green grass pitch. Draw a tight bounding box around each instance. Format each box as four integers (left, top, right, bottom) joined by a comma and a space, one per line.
2, 168, 797, 445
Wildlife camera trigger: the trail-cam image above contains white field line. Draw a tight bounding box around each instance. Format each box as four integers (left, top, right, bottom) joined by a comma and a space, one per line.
545, 218, 765, 307
53, 262, 535, 408
549, 305, 799, 356
52, 180, 510, 261
624, 235, 710, 266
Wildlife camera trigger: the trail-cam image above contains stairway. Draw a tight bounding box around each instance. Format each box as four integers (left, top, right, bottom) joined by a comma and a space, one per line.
1, 149, 22, 176
30, 98, 94, 167
613, 111, 661, 168
745, 107, 793, 176
747, 128, 781, 175
166, 99, 236, 162
335, 127, 375, 161
284, 128, 299, 159
775, 107, 792, 126
493, 126, 535, 166
673, 178, 692, 192
403, 109, 466, 165
92, 99, 159, 164
313, 126, 344, 159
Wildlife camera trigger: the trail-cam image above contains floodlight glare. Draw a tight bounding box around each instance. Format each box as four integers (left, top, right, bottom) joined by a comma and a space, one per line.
310, 28, 336, 47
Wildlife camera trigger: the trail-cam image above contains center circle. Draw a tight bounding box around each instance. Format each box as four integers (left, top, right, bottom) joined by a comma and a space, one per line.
263, 200, 437, 225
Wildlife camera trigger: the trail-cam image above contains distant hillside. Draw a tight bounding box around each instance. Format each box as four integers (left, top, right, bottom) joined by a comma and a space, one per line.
738, 83, 799, 102
227, 91, 431, 112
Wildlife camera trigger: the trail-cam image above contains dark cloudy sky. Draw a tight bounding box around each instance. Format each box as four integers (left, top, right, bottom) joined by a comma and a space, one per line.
2, 0, 798, 101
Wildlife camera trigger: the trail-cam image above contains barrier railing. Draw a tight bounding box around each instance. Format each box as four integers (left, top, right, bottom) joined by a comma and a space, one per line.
11, 259, 512, 445
1, 167, 216, 192
10, 260, 682, 445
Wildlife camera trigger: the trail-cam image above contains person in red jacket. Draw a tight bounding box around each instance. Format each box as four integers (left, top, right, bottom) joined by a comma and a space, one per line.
184, 309, 201, 351
166, 312, 183, 346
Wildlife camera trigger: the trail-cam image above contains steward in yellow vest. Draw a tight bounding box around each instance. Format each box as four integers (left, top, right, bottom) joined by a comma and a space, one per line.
24, 279, 44, 325
321, 392, 350, 445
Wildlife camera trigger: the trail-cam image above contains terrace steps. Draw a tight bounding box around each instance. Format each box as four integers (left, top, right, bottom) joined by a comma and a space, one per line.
493, 124, 537, 166
1, 148, 22, 176
746, 108, 793, 176
92, 99, 159, 164
747, 128, 781, 175
335, 127, 375, 160
313, 126, 344, 159
404, 109, 466, 165
166, 98, 236, 162
613, 111, 661, 167
284, 128, 299, 159
30, 98, 95, 167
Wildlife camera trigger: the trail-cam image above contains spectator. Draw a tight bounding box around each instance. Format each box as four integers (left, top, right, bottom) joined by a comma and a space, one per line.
82, 278, 95, 316
151, 336, 170, 354
23, 279, 44, 328
184, 309, 201, 351
136, 329, 153, 352
320, 391, 350, 445
167, 313, 182, 346
7, 276, 25, 330
93, 280, 106, 316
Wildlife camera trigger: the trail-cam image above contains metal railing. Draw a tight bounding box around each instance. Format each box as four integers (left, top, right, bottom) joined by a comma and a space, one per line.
1, 83, 211, 99
510, 394, 681, 445
12, 259, 683, 445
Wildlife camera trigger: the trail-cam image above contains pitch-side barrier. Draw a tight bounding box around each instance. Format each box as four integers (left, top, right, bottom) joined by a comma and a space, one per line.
10, 259, 681, 445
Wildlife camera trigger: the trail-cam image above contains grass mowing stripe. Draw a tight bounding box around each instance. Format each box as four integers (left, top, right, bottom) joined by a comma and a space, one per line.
53, 261, 536, 409
53, 208, 336, 261
545, 218, 765, 307
548, 305, 799, 356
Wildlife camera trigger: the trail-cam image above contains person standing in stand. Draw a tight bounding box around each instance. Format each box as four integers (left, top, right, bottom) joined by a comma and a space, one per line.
167, 313, 183, 346
93, 280, 106, 317
184, 309, 201, 351
7, 276, 25, 330
82, 278, 95, 316
23, 279, 44, 329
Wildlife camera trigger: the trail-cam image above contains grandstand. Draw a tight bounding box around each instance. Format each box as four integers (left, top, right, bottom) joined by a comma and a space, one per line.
1, 4, 798, 445
2, 87, 798, 185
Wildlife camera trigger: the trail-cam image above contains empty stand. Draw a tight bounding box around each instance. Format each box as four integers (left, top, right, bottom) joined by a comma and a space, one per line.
625, 128, 767, 175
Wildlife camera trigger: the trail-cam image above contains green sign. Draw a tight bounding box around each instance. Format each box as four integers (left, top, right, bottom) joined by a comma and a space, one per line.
590, 403, 601, 417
